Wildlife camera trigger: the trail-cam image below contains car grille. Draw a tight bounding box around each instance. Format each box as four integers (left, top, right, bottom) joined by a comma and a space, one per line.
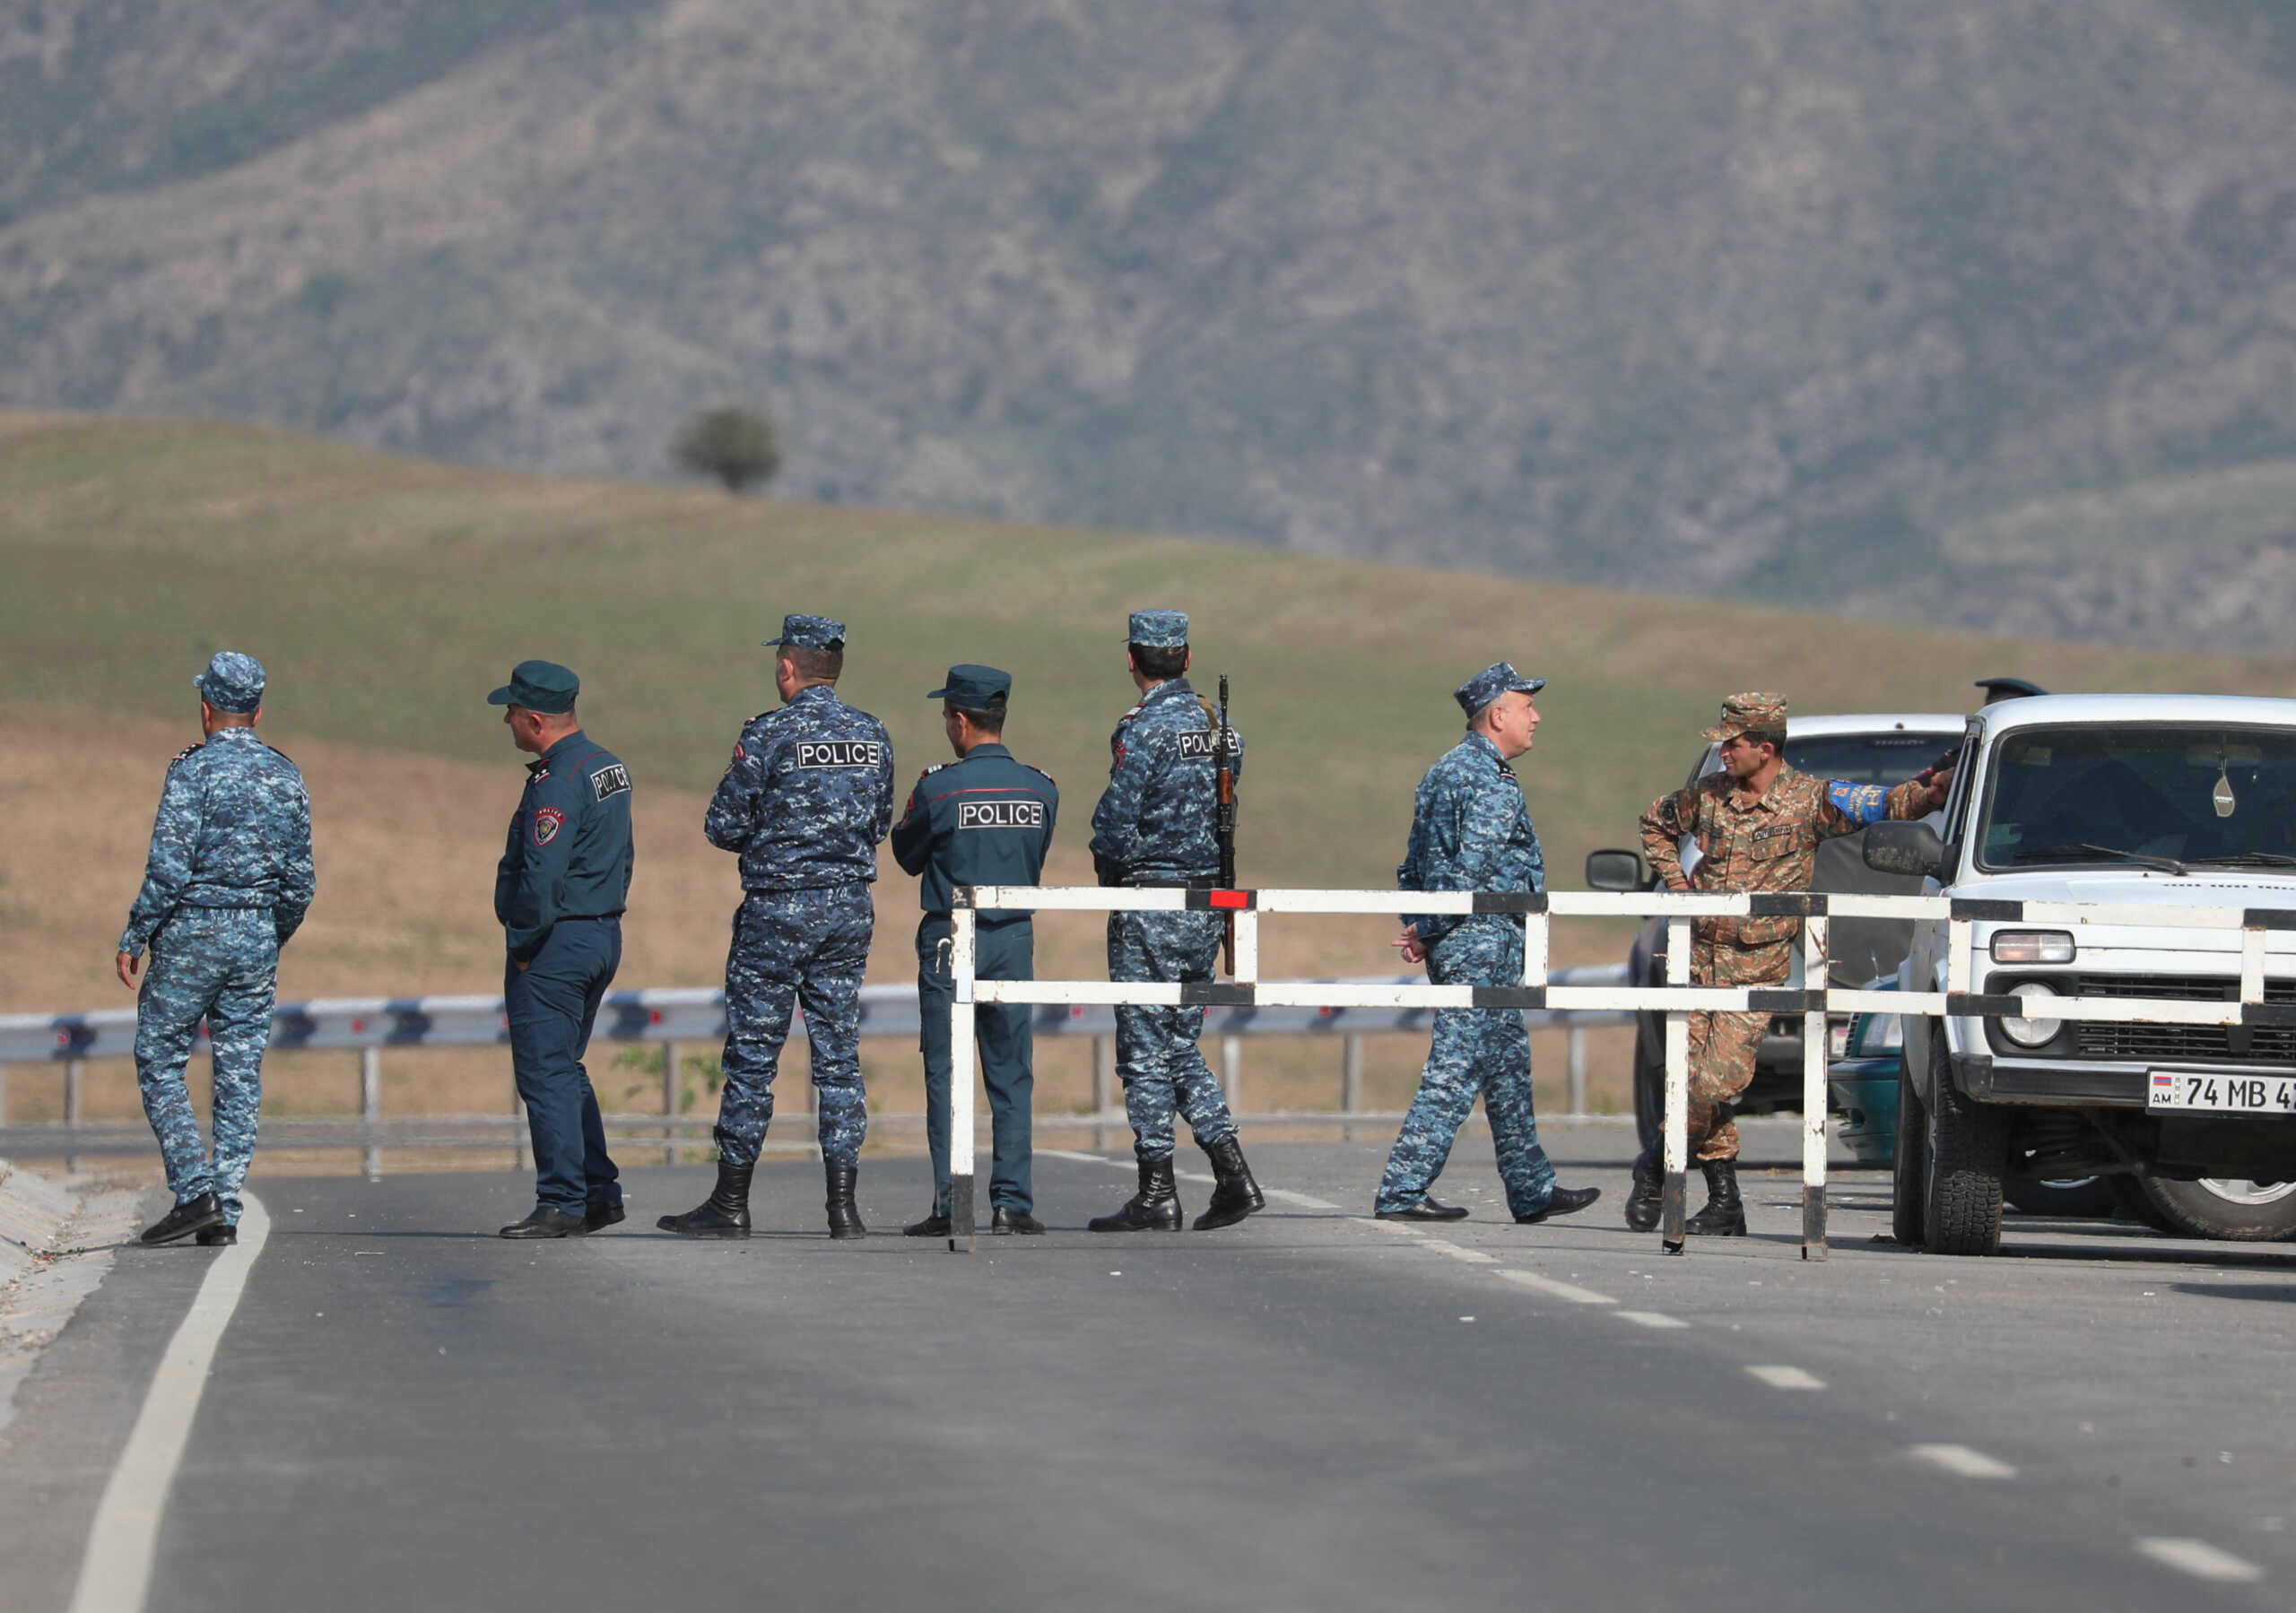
2066, 974, 2296, 1065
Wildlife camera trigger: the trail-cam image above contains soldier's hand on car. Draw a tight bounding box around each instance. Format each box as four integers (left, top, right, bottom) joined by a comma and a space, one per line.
116, 950, 140, 988
1394, 924, 1427, 964
1921, 766, 1956, 808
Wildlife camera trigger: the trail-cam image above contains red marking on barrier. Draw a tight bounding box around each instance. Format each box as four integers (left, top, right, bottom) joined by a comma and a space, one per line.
54, 1031, 67, 1049
1209, 889, 1248, 910
351, 1019, 366, 1033
649, 1010, 663, 1024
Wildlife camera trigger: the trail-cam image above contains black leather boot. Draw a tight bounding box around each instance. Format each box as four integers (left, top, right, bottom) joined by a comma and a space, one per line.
141, 1192, 223, 1245
1622, 1147, 1664, 1233
1685, 1158, 1747, 1236
1194, 1137, 1266, 1231
825, 1161, 866, 1240
194, 1224, 238, 1247
500, 1204, 587, 1239
657, 1161, 753, 1238
1088, 1158, 1183, 1232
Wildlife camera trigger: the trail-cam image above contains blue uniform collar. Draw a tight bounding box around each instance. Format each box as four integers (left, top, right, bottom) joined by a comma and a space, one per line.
530, 728, 588, 775
205, 725, 265, 747
1140, 677, 1195, 707
959, 741, 1013, 761
1461, 729, 1509, 770
786, 685, 839, 708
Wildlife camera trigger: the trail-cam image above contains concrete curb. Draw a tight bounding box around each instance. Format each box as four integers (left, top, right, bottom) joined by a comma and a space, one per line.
0, 1157, 145, 1437
0, 1156, 78, 1292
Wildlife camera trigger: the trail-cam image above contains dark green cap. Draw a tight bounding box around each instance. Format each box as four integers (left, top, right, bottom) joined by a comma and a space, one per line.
486, 660, 579, 715
928, 664, 1012, 708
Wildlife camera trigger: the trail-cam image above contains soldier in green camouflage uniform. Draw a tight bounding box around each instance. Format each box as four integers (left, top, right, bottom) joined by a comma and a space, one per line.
1633, 693, 1948, 1234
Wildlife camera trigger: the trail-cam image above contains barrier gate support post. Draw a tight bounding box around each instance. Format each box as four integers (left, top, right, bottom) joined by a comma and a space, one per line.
1801, 914, 1829, 1261
948, 901, 978, 1253
1661, 917, 1691, 1253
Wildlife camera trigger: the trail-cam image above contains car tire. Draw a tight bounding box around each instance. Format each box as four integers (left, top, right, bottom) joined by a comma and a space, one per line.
2139, 1178, 2296, 1242
1921, 1028, 2007, 1255
2002, 1176, 2116, 1218
1892, 1053, 1927, 1248
2107, 1174, 2172, 1232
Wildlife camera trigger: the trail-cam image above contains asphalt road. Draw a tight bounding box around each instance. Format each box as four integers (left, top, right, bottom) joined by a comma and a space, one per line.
4, 1139, 2293, 1612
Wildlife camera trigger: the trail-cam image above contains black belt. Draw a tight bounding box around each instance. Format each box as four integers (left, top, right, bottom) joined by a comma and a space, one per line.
557, 913, 622, 923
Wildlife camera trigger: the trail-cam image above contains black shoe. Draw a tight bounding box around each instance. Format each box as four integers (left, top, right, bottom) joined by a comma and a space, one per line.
904, 1210, 952, 1237
1376, 1196, 1471, 1222
1516, 1184, 1602, 1224
991, 1207, 1046, 1236
1685, 1158, 1746, 1236
657, 1161, 753, 1238
1194, 1136, 1266, 1231
1622, 1148, 1664, 1234
1088, 1158, 1183, 1232
825, 1161, 867, 1240
141, 1192, 224, 1245
194, 1224, 237, 1247
499, 1205, 587, 1239
583, 1201, 626, 1234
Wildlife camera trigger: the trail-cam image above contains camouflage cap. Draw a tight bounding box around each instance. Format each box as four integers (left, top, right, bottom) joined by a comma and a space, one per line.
762, 613, 847, 651
1454, 662, 1545, 718
1126, 609, 1188, 649
1703, 691, 1788, 741
193, 650, 266, 714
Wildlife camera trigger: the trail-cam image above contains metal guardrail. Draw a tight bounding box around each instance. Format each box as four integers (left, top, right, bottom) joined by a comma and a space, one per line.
0, 968, 1632, 1172
943, 884, 2296, 1254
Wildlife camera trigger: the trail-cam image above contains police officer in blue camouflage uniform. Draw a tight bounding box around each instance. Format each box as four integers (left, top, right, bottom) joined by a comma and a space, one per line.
663, 614, 896, 1240
489, 661, 636, 1238
890, 665, 1058, 1237
1375, 663, 1600, 1225
1086, 610, 1266, 1233
117, 653, 315, 1247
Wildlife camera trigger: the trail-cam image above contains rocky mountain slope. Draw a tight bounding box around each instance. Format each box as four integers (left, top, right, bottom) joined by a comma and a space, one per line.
2, 0, 2292, 644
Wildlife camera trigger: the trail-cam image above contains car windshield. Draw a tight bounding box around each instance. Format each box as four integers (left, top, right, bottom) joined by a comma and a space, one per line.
1976, 724, 2296, 872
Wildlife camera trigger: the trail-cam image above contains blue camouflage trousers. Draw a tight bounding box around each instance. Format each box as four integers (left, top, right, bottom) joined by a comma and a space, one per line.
717, 883, 874, 1169
1375, 916, 1556, 1218
918, 915, 1034, 1214
1108, 907, 1239, 1163
134, 908, 278, 1225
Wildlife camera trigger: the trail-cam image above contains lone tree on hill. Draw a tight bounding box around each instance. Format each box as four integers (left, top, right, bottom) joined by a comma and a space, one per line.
673, 405, 782, 493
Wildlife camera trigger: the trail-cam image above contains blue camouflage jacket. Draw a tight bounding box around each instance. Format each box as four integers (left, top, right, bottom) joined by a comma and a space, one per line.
891, 742, 1059, 922
493, 729, 635, 962
1397, 730, 1544, 947
706, 685, 895, 889
1088, 677, 1244, 885
119, 726, 316, 957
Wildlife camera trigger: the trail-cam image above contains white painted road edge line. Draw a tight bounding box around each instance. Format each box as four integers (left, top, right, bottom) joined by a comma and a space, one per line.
68, 1192, 271, 1613
1908, 1444, 2017, 1479
1614, 1311, 1690, 1330
1352, 1217, 1426, 1236
1745, 1365, 1826, 1391
2135, 1538, 2265, 1583
1425, 1241, 1499, 1266
1492, 1268, 1616, 1305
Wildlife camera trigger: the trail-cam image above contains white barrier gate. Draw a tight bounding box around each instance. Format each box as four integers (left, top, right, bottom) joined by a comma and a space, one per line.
946, 884, 2296, 1254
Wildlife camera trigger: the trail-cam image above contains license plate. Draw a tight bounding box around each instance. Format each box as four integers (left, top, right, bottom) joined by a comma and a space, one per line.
2147, 1070, 2296, 1114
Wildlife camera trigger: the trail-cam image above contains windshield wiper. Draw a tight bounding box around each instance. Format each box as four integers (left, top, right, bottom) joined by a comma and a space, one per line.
2013, 842, 2190, 875
2185, 852, 2296, 869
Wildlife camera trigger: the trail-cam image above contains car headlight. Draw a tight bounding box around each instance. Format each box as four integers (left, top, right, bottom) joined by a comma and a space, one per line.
1999, 982, 2065, 1047
1991, 930, 2074, 964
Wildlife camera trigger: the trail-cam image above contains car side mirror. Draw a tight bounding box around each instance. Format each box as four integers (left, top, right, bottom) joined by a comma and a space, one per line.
1863, 820, 1944, 880
1585, 848, 1648, 891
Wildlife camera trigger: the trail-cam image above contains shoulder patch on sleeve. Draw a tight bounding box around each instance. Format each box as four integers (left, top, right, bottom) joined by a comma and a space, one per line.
532, 805, 567, 847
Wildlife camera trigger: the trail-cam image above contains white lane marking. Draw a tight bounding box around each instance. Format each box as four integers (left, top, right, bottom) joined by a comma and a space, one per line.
1908, 1444, 2017, 1479
1615, 1311, 1690, 1330
1354, 1217, 1426, 1236
1041, 1149, 1338, 1210
2135, 1539, 2264, 1583
1426, 1241, 1499, 1265
1492, 1269, 1616, 1305
69, 1193, 272, 1613
1745, 1365, 1826, 1391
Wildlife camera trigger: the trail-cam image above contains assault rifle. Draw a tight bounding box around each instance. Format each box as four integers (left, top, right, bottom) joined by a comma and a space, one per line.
1215, 674, 1239, 974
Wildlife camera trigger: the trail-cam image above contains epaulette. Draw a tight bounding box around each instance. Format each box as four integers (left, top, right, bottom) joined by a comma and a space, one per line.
1118, 702, 1144, 722
169, 743, 203, 766
916, 761, 952, 780
1027, 764, 1057, 787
